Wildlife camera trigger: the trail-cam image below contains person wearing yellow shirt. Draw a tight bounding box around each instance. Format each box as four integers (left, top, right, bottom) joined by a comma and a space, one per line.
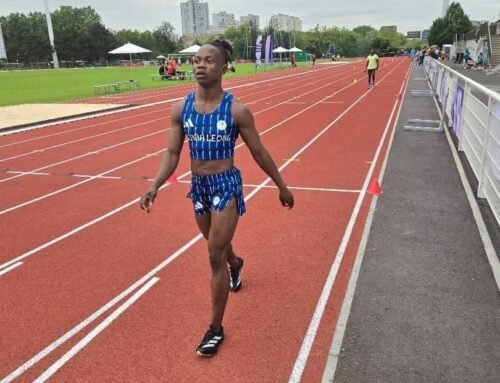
364, 50, 379, 88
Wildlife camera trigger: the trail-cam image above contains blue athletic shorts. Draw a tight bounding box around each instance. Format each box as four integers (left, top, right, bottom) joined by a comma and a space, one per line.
187, 167, 246, 216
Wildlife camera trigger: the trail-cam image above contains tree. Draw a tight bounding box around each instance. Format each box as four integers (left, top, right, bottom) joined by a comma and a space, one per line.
428, 2, 472, 46
352, 25, 376, 37
0, 13, 51, 64
152, 22, 179, 56
428, 18, 449, 47
52, 6, 115, 62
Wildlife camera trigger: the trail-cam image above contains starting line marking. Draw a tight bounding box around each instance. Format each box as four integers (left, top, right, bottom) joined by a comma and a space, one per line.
4, 170, 361, 194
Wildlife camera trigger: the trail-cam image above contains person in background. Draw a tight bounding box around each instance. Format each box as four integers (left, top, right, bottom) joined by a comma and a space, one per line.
365, 49, 379, 89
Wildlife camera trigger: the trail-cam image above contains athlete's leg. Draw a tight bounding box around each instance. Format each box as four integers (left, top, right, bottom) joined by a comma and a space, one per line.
195, 213, 240, 270
205, 198, 239, 329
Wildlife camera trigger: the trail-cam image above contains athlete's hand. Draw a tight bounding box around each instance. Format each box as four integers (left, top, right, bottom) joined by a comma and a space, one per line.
140, 188, 158, 213
279, 188, 294, 209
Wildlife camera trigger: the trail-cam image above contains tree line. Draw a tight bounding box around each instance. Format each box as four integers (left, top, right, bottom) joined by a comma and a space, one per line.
0, 2, 474, 65
0, 6, 178, 65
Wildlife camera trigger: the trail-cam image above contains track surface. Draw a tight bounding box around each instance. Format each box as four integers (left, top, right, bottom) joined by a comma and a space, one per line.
0, 59, 410, 383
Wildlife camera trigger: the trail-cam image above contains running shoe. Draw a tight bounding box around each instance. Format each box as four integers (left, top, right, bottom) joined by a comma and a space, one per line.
229, 257, 244, 292
196, 326, 224, 357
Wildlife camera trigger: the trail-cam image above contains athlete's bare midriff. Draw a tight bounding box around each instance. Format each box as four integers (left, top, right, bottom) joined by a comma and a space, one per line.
191, 158, 234, 176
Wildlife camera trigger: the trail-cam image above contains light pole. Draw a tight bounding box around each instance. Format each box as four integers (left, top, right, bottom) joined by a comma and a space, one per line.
43, 0, 59, 68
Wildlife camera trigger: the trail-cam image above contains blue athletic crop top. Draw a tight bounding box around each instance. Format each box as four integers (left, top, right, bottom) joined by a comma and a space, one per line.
181, 91, 239, 160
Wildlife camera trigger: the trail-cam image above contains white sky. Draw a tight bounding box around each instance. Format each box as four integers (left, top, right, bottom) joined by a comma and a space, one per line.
0, 0, 498, 35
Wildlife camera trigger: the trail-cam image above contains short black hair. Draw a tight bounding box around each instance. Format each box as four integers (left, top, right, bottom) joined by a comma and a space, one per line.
207, 39, 233, 65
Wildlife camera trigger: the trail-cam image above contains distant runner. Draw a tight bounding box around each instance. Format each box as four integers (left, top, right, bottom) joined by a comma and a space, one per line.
365, 49, 379, 89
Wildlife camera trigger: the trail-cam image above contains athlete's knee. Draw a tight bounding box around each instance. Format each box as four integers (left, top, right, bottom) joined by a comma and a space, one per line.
208, 242, 228, 271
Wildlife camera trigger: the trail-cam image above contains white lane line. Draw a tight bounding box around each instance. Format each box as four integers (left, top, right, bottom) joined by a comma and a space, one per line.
0, 61, 400, 382
288, 60, 407, 383
0, 167, 191, 272
3, 171, 361, 193
32, 277, 160, 383
176, 180, 361, 194
0, 116, 169, 162
0, 64, 363, 212
0, 262, 23, 276
0, 109, 165, 149
320, 63, 412, 383
0, 122, 167, 184
6, 171, 51, 176
0, 64, 341, 137
0, 146, 167, 215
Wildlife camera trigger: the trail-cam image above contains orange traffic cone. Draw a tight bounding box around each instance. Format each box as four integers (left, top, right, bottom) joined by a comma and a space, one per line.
167, 174, 178, 184
367, 179, 383, 195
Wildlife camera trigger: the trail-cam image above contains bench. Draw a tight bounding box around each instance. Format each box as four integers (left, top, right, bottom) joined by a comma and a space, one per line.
93, 83, 119, 95
116, 80, 140, 89
93, 80, 140, 95
152, 74, 172, 80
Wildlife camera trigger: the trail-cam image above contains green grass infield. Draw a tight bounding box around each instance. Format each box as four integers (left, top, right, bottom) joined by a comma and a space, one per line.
0, 61, 309, 107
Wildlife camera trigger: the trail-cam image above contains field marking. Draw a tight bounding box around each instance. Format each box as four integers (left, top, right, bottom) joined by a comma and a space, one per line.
3, 171, 361, 193
33, 277, 160, 383
0, 262, 23, 276
0, 123, 167, 184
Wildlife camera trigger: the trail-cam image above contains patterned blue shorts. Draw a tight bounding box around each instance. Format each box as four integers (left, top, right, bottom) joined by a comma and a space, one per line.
188, 167, 246, 216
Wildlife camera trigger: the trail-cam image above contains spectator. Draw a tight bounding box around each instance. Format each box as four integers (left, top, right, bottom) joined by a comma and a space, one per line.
474, 52, 485, 68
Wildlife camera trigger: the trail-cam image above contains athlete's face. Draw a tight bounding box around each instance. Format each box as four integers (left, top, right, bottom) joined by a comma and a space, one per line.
192, 45, 225, 85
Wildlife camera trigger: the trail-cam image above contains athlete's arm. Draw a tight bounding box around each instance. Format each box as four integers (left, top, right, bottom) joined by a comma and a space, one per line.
140, 100, 185, 212
233, 100, 294, 208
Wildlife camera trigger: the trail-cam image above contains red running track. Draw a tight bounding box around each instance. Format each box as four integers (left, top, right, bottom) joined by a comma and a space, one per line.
0, 58, 411, 383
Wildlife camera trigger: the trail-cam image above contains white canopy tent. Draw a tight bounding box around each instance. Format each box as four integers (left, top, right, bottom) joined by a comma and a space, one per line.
109, 42, 152, 67
288, 47, 303, 52
272, 46, 289, 62
179, 44, 201, 54
272, 46, 289, 53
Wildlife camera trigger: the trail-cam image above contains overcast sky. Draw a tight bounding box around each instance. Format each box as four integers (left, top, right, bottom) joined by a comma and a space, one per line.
1, 0, 498, 35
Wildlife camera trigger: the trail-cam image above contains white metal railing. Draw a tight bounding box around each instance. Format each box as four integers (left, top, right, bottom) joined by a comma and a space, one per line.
423, 57, 500, 226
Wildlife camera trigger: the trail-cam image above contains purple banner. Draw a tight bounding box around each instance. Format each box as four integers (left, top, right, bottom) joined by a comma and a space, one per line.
452, 83, 464, 138
264, 35, 271, 64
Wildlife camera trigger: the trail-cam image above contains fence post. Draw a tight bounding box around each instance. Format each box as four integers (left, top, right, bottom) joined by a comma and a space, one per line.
458, 82, 471, 152
477, 97, 494, 198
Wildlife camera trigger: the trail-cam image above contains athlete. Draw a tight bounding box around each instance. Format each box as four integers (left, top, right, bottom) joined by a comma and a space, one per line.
139, 40, 294, 357
365, 49, 379, 88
